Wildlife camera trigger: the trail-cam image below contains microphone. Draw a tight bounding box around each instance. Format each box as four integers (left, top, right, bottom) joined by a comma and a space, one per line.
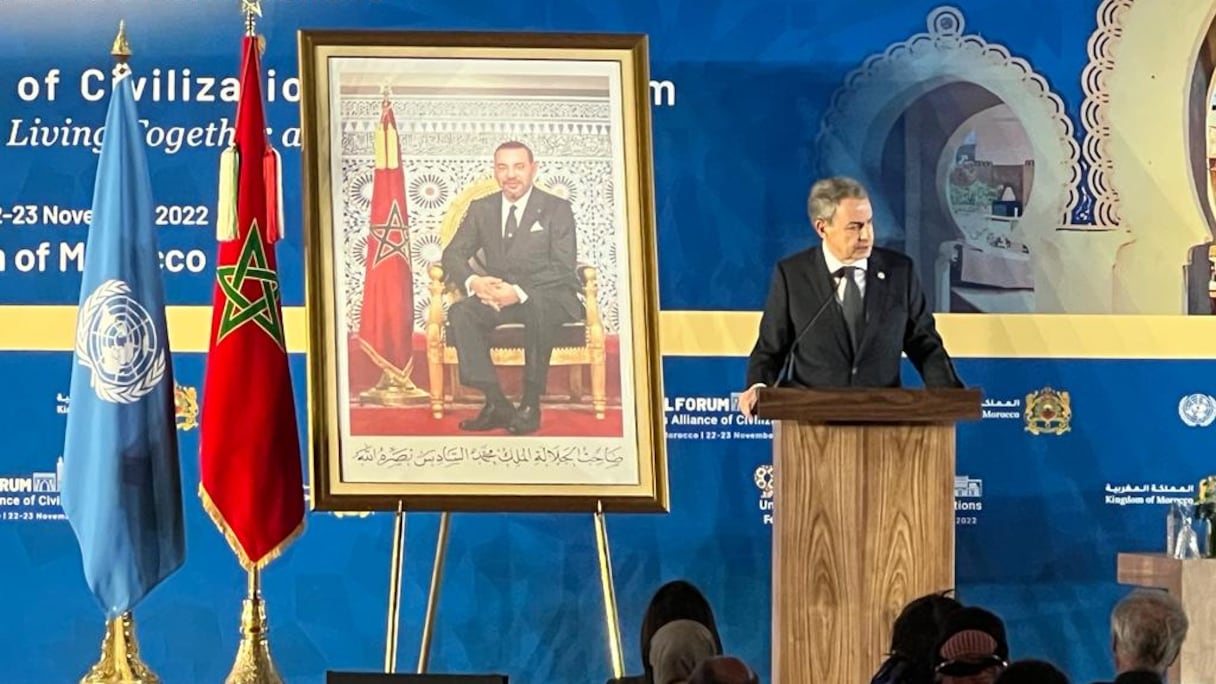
775, 292, 837, 388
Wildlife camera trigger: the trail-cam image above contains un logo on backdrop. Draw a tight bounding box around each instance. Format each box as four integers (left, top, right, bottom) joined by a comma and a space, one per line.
75, 279, 166, 405
1178, 393, 1216, 427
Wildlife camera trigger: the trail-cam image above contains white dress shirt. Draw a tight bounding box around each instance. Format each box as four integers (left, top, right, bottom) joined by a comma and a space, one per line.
501, 186, 533, 238
821, 248, 867, 303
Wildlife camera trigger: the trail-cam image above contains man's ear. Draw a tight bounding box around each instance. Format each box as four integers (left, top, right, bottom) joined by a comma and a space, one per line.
813, 219, 827, 238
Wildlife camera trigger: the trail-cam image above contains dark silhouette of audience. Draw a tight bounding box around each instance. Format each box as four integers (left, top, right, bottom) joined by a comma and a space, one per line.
606, 581, 1191, 684
608, 579, 725, 684
871, 591, 963, 684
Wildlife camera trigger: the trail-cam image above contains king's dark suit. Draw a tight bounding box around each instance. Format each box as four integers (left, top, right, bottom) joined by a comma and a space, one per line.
746, 246, 961, 388
442, 186, 582, 404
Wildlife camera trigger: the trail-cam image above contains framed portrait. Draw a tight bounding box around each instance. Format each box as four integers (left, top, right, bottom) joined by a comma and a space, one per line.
298, 30, 666, 512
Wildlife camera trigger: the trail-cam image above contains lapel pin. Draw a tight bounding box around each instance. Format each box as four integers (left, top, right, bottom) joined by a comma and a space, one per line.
877, 271, 885, 280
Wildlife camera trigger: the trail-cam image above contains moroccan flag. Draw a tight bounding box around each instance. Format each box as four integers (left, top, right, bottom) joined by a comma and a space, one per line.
198, 34, 303, 569
62, 62, 185, 618
357, 95, 417, 383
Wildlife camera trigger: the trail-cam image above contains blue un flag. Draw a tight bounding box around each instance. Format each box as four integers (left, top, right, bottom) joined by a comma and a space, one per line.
61, 68, 185, 618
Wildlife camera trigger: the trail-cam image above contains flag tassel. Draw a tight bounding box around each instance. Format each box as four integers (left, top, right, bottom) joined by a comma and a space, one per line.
216, 146, 239, 242
263, 147, 284, 243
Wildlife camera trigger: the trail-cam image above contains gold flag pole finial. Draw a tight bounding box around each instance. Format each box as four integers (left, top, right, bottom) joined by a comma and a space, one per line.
111, 21, 131, 62
242, 0, 262, 38
111, 21, 132, 78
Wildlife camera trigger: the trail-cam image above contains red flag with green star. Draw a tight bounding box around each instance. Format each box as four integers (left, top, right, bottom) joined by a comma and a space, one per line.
356, 93, 417, 385
198, 33, 303, 570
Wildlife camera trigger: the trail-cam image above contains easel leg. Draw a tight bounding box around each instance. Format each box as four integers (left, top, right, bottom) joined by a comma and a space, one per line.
384, 500, 407, 674
594, 501, 625, 678
417, 511, 452, 673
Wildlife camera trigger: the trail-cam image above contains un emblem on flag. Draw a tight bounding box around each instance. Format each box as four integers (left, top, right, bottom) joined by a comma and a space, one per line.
75, 279, 166, 405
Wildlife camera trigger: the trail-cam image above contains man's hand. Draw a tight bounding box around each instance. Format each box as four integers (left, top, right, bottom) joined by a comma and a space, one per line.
486, 282, 521, 308
469, 276, 522, 309
738, 385, 761, 417
469, 275, 504, 305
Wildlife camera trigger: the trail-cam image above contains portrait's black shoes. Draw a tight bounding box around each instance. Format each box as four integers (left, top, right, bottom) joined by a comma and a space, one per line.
507, 404, 541, 435
459, 401, 517, 431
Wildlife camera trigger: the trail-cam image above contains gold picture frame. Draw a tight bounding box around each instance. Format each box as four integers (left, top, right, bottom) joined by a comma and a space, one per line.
298, 30, 666, 513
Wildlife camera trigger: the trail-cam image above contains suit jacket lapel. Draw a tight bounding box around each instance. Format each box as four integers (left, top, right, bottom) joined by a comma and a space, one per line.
483, 195, 504, 264
857, 252, 891, 356
805, 247, 852, 359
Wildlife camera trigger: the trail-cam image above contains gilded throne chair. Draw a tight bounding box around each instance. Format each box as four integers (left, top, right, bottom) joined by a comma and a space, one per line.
426, 177, 607, 419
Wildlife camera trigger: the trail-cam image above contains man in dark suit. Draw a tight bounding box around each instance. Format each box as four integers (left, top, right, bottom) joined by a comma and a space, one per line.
738, 176, 961, 416
1089, 589, 1188, 684
442, 141, 582, 435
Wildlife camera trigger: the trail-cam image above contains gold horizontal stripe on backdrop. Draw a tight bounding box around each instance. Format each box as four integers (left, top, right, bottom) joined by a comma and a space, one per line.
1, 306, 1215, 359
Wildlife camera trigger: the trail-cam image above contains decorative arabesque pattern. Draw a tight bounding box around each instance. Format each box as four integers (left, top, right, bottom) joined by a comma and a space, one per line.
338, 96, 620, 334
1077, 0, 1134, 226
816, 6, 1083, 224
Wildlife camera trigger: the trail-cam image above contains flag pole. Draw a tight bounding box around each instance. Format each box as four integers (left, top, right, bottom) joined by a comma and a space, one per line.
358, 84, 429, 407
78, 21, 162, 684
223, 566, 283, 684
219, 5, 285, 683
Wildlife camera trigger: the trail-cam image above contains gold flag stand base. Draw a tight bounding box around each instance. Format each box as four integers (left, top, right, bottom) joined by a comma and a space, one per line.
360, 366, 429, 407
360, 381, 429, 406
80, 611, 161, 684
223, 569, 284, 684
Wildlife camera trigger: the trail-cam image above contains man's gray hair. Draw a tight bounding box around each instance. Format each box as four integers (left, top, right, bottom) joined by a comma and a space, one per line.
1111, 589, 1189, 673
807, 176, 868, 224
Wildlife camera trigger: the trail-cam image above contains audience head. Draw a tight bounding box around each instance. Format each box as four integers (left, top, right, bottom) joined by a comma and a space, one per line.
872, 591, 963, 684
649, 619, 718, 684
1110, 589, 1188, 675
687, 655, 759, 684
640, 580, 723, 681
993, 660, 1069, 684
932, 606, 1009, 684
892, 591, 965, 658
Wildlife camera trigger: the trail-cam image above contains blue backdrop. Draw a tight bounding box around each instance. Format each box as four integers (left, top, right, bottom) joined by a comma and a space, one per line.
0, 1, 1210, 683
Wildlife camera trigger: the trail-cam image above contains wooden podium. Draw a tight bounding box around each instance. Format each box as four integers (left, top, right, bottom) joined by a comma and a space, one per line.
755, 387, 981, 684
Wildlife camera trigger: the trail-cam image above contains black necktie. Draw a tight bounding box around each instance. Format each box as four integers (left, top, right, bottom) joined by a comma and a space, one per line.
505, 204, 518, 241
837, 266, 863, 348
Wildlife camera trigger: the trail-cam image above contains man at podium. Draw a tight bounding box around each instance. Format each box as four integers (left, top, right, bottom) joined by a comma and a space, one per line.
739, 176, 961, 415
